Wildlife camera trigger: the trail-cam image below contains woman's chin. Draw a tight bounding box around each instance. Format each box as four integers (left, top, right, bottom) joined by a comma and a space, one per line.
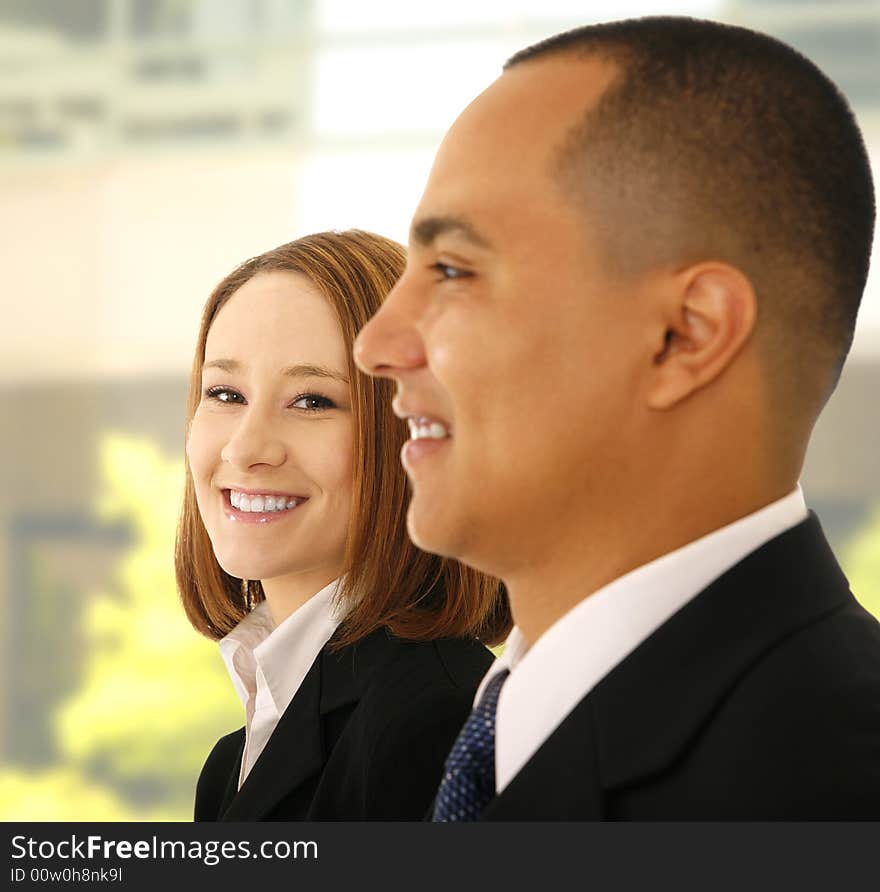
215, 554, 269, 583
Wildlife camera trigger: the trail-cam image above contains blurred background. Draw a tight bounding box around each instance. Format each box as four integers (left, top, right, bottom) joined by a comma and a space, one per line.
1, 0, 878, 821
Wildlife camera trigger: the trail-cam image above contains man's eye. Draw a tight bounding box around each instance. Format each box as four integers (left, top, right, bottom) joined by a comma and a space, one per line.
205, 386, 244, 404
431, 262, 472, 281
292, 393, 336, 412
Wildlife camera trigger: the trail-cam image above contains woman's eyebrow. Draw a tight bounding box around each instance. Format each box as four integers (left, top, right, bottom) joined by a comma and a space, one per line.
282, 363, 349, 385
203, 358, 239, 373
203, 358, 348, 385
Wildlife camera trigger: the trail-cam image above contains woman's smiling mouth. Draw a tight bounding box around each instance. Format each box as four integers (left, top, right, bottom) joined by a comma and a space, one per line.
222, 488, 308, 523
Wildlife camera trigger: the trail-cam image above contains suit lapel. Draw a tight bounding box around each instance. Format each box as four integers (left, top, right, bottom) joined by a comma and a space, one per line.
221, 652, 325, 820
220, 626, 400, 820
482, 694, 605, 820
484, 514, 853, 819
217, 733, 245, 816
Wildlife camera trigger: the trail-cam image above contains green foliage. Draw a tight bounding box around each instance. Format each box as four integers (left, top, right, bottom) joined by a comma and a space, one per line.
0, 768, 134, 821
0, 768, 171, 822
22, 433, 241, 819
843, 505, 880, 620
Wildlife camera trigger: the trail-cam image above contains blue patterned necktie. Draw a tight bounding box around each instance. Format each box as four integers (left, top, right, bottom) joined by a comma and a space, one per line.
432, 668, 510, 822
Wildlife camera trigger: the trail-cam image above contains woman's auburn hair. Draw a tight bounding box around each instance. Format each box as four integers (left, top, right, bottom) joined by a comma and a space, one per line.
175, 229, 511, 646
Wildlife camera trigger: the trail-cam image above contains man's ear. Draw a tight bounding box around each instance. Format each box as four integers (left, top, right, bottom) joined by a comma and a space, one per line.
647, 262, 757, 410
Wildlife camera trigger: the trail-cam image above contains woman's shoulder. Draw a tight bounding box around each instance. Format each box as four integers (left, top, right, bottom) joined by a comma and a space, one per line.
341, 627, 492, 684
398, 635, 495, 691
344, 632, 493, 726
200, 727, 245, 775
194, 727, 245, 821
312, 634, 495, 819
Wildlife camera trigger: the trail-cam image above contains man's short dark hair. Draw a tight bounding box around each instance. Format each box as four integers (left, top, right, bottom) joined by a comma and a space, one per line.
507, 17, 875, 394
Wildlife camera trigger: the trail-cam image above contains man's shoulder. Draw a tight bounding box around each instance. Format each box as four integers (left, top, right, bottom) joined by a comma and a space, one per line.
503, 517, 880, 818
690, 515, 880, 736
487, 597, 880, 819
617, 600, 880, 817
720, 594, 880, 729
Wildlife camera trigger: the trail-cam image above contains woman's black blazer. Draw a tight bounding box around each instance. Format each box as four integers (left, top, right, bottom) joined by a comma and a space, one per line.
194, 628, 493, 820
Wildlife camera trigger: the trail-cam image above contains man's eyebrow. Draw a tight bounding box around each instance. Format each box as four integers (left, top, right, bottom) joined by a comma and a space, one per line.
410, 215, 493, 250
203, 358, 349, 384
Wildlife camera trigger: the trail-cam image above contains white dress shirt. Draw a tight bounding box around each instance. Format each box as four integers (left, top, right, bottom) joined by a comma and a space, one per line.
480, 487, 808, 794
219, 578, 343, 788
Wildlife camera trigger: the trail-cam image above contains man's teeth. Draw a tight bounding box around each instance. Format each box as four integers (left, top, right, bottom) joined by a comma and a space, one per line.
230, 491, 299, 512
407, 417, 450, 440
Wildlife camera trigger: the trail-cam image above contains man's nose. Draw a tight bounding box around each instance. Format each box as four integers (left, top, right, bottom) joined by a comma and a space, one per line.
220, 409, 286, 471
354, 279, 426, 379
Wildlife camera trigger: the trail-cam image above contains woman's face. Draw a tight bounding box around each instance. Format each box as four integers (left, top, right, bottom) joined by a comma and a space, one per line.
187, 271, 354, 598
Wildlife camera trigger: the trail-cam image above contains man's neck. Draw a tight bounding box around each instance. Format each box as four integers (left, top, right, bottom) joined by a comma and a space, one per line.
503, 480, 800, 647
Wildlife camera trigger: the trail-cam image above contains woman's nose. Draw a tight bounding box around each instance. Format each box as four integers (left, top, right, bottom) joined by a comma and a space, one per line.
220, 410, 286, 470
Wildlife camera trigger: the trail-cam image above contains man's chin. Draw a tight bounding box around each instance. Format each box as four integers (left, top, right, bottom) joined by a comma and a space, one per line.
406, 500, 460, 560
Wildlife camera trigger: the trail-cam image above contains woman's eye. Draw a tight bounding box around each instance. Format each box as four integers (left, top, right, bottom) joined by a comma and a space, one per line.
205, 386, 244, 404
292, 393, 336, 412
431, 262, 472, 281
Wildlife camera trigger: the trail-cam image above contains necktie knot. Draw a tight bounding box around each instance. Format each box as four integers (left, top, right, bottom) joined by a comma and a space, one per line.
432, 668, 510, 822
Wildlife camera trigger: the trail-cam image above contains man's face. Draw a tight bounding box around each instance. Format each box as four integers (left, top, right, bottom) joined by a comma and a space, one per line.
355, 56, 648, 578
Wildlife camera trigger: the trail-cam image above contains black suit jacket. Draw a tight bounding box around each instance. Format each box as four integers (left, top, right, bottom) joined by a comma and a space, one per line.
195, 629, 492, 821
483, 514, 880, 820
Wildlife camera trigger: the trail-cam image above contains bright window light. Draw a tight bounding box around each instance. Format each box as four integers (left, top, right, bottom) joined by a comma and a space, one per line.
318, 0, 723, 32
314, 41, 509, 136
296, 148, 438, 242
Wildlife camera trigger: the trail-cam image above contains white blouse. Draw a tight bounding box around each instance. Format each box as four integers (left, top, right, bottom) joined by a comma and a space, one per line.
218, 578, 343, 788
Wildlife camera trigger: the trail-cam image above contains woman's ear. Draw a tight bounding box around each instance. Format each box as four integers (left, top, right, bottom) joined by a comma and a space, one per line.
647, 262, 757, 410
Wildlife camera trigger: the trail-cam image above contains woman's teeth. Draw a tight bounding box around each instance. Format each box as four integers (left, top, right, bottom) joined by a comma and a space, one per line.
407, 417, 450, 440
230, 491, 299, 512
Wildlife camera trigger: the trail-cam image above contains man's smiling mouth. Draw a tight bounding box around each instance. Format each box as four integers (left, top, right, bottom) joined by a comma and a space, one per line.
407, 417, 452, 441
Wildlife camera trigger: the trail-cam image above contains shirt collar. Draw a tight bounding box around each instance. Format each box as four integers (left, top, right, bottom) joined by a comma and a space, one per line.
219, 578, 344, 717
481, 486, 808, 792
